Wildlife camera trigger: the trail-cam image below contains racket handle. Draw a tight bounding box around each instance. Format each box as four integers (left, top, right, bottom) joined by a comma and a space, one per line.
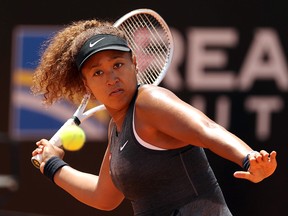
31, 154, 43, 169
31, 118, 76, 169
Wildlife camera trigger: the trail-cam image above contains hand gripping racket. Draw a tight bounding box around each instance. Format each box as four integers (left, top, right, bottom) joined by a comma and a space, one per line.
31, 8, 174, 168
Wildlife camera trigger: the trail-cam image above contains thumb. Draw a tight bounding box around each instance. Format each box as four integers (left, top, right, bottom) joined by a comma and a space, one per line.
233, 171, 251, 180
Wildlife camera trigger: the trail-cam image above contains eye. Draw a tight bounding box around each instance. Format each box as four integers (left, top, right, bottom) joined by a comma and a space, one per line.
114, 63, 123, 69
93, 70, 103, 76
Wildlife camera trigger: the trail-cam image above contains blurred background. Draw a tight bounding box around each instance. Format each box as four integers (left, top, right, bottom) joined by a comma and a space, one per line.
0, 0, 287, 215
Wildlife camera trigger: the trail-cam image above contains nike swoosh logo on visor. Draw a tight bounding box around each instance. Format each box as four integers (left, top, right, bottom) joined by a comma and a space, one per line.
89, 37, 105, 47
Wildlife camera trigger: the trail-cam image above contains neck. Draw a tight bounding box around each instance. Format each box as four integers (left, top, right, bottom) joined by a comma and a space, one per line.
111, 109, 127, 133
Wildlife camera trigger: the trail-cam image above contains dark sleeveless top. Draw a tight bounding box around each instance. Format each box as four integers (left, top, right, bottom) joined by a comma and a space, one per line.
109, 87, 232, 216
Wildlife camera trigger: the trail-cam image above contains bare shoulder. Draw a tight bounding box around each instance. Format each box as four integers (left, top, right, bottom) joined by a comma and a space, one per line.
135, 84, 185, 118
135, 84, 204, 119
137, 84, 178, 107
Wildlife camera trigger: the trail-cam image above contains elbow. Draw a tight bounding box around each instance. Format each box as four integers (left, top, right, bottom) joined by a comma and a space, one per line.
89, 197, 123, 211
202, 118, 221, 130
197, 119, 224, 146
94, 202, 121, 211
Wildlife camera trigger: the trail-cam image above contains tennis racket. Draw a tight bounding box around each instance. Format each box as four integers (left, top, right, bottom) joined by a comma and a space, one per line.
31, 8, 174, 168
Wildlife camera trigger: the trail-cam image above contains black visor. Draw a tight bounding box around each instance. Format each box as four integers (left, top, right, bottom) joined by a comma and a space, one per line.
76, 34, 131, 70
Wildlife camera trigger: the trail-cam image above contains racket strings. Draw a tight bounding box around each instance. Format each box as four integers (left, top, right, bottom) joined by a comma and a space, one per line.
136, 14, 169, 84
133, 14, 170, 84
119, 13, 172, 85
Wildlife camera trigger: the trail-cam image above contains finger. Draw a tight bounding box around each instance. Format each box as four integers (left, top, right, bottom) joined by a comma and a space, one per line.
255, 155, 263, 163
269, 151, 277, 168
259, 149, 269, 155
233, 171, 252, 181
269, 151, 277, 160
36, 139, 49, 146
36, 140, 45, 147
252, 151, 264, 163
32, 150, 38, 156
34, 144, 44, 152
32, 147, 43, 156
260, 150, 269, 162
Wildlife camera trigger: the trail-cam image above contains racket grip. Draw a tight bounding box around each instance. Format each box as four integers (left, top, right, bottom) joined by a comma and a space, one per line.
31, 154, 43, 169
31, 118, 76, 169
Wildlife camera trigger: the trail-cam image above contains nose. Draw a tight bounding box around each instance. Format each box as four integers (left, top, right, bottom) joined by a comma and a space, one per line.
106, 70, 119, 85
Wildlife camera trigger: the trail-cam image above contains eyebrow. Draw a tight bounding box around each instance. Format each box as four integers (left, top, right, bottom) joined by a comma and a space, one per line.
89, 53, 126, 69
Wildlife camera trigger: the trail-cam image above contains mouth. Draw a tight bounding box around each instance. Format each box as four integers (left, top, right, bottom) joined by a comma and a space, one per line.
109, 88, 124, 96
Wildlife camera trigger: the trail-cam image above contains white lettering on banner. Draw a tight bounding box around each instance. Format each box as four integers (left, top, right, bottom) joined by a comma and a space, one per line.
163, 27, 287, 141
186, 28, 238, 90
165, 27, 288, 91
245, 96, 284, 141
189, 95, 284, 141
238, 29, 288, 90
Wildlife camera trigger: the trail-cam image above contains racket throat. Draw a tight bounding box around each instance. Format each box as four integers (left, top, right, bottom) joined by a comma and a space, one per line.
73, 116, 81, 125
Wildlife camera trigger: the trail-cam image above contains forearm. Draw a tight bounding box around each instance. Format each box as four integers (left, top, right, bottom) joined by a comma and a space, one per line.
202, 124, 253, 167
54, 165, 100, 208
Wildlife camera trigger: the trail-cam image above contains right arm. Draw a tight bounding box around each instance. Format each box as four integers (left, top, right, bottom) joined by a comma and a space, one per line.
32, 123, 124, 210
53, 144, 124, 210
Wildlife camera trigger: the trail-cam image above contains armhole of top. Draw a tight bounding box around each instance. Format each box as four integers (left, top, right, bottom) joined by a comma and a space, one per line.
132, 106, 166, 151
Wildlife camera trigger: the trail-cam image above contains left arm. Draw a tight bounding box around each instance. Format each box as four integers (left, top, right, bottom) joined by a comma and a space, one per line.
135, 85, 277, 183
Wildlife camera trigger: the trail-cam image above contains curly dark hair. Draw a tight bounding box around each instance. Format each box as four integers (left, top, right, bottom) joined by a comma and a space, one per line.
31, 19, 128, 105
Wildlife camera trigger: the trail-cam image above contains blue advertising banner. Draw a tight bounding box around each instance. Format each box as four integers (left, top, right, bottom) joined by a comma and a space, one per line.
9, 26, 108, 141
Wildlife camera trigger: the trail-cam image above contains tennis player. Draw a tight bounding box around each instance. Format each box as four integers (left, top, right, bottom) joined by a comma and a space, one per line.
32, 20, 277, 216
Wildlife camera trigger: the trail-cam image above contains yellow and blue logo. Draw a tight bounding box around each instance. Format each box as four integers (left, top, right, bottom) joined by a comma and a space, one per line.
9, 25, 109, 142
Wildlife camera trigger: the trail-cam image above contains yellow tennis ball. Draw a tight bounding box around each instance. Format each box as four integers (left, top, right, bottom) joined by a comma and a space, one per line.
60, 125, 86, 151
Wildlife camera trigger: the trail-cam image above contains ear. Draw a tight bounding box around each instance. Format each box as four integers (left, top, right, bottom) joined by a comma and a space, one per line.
132, 54, 138, 74
132, 53, 137, 65
82, 77, 91, 94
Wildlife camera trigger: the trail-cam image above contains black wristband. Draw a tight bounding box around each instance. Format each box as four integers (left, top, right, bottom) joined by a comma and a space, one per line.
242, 154, 250, 171
242, 151, 258, 171
43, 156, 68, 183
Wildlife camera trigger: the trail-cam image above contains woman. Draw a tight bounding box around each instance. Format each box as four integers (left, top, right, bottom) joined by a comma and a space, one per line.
32, 20, 277, 216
